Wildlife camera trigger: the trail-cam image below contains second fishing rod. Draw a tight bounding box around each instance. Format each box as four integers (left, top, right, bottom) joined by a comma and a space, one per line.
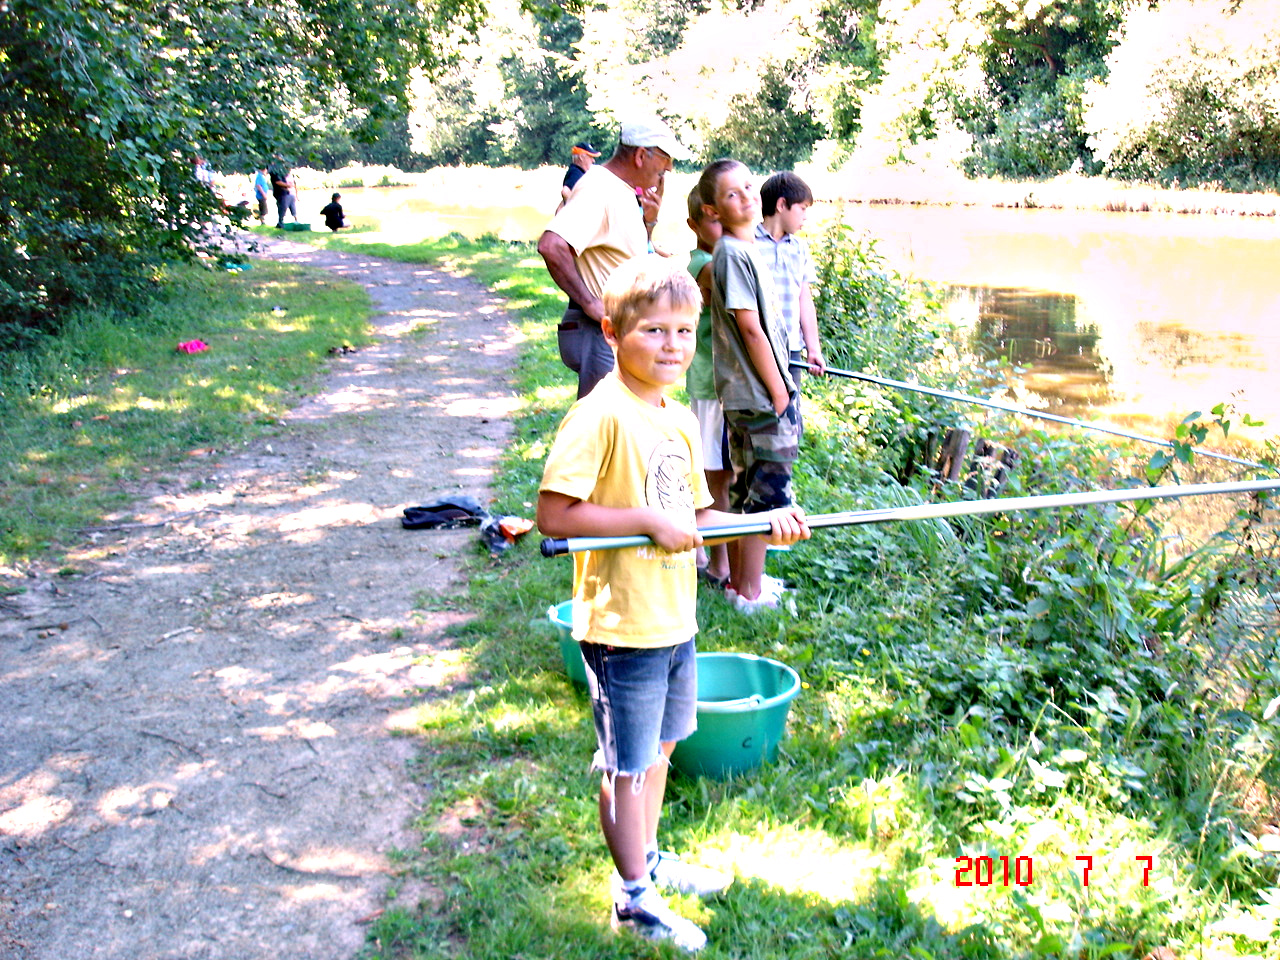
793, 361, 1271, 472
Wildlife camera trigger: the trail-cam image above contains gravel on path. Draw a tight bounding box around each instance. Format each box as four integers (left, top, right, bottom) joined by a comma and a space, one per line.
1, 235, 522, 960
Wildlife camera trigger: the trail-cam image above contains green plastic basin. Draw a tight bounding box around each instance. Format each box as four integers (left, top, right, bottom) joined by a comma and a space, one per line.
673, 652, 801, 780
547, 608, 801, 778
548, 601, 587, 686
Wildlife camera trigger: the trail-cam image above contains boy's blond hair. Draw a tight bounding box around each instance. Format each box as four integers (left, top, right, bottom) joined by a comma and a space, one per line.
602, 255, 700, 336
686, 185, 709, 223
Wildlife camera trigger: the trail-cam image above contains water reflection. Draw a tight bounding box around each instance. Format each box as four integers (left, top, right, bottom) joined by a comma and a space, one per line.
944, 286, 1115, 414
856, 204, 1280, 434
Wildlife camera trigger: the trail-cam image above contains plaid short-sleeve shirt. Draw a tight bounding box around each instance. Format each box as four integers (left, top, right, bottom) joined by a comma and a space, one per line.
754, 222, 816, 352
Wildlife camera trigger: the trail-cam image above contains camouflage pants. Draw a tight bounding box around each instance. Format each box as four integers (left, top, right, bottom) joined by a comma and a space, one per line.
724, 399, 800, 513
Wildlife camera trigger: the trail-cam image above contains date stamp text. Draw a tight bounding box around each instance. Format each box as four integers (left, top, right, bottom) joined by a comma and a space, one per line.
954, 855, 1155, 887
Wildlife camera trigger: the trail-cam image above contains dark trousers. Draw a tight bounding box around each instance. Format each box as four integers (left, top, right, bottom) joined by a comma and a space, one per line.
789, 349, 806, 435
275, 192, 296, 225
789, 349, 805, 390
557, 305, 615, 399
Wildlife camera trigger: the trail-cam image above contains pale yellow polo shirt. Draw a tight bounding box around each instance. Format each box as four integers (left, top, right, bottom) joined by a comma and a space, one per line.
544, 166, 647, 301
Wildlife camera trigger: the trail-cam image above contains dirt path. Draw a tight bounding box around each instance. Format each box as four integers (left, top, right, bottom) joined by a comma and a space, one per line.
0, 237, 522, 959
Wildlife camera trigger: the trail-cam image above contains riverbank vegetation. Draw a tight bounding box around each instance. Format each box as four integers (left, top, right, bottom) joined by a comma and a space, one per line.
0, 0, 559, 351
0, 260, 370, 565
274, 230, 1280, 959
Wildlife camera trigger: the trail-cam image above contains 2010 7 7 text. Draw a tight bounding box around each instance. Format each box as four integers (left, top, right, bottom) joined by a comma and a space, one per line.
953, 855, 1156, 887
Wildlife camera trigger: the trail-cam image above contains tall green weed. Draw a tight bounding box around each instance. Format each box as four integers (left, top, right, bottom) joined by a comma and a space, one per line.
265, 228, 1279, 958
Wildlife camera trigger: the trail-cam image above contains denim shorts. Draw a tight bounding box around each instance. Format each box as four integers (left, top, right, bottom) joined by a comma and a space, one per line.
579, 639, 698, 777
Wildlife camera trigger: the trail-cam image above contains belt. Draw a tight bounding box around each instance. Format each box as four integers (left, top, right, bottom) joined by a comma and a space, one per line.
559, 316, 601, 332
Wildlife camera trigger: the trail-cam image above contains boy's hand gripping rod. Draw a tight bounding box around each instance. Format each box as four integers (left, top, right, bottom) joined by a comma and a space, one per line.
539, 479, 1280, 557
798, 362, 1271, 472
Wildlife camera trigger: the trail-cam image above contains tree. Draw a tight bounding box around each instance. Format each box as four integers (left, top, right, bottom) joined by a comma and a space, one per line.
0, 0, 558, 349
804, 0, 883, 144
575, 0, 818, 162
961, 0, 1128, 178
1083, 0, 1280, 190
704, 62, 826, 171
494, 12, 605, 169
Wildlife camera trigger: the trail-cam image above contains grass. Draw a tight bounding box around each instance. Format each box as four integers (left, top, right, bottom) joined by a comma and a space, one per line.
254, 231, 1279, 960
34, 225, 1270, 958
0, 258, 371, 564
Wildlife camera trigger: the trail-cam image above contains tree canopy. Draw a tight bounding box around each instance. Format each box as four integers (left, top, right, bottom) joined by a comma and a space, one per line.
0, 0, 538, 348
5, 0, 1278, 346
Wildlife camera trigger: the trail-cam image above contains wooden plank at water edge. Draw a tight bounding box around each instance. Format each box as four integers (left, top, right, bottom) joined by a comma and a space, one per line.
937, 428, 970, 481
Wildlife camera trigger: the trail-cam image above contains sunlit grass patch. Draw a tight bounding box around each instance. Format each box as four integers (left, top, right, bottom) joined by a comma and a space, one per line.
276, 230, 1280, 959
0, 260, 370, 564
708, 824, 888, 903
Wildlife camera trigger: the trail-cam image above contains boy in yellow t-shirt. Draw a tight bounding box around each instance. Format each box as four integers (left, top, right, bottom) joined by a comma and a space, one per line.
537, 255, 809, 952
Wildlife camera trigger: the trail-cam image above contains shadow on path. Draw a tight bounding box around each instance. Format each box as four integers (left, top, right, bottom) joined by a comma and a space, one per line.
0, 236, 520, 960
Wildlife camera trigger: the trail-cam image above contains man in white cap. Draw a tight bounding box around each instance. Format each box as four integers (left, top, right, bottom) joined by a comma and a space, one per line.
538, 117, 692, 399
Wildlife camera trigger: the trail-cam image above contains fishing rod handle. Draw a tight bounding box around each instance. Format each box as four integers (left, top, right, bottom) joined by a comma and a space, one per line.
538, 519, 778, 558
540, 538, 569, 558
540, 534, 646, 557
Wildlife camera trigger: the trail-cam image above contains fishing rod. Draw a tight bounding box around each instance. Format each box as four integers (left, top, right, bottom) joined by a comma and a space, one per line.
539, 478, 1280, 557
795, 362, 1270, 472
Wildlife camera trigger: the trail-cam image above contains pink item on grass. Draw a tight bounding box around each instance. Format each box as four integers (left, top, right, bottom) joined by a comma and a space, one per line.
176, 340, 209, 354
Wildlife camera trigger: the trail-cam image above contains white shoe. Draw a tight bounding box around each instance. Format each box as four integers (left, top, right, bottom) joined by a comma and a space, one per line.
612, 881, 707, 952
761, 574, 787, 597
648, 850, 733, 898
726, 586, 779, 613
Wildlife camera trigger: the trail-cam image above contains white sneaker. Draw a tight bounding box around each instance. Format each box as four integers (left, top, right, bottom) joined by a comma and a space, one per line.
726, 586, 779, 613
761, 574, 787, 597
612, 882, 707, 952
648, 850, 733, 898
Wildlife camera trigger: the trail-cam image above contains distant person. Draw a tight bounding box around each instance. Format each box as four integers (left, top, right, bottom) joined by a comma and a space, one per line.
757, 172, 825, 392
537, 254, 809, 953
700, 158, 797, 613
537, 117, 690, 399
320, 193, 346, 232
253, 166, 271, 223
193, 155, 215, 192
268, 154, 297, 227
560, 141, 601, 202
683, 186, 731, 588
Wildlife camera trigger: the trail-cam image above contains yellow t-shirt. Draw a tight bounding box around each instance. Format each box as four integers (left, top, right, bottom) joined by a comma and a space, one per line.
539, 375, 713, 648
543, 166, 647, 301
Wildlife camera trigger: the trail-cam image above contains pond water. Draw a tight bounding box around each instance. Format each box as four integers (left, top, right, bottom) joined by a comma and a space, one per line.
848, 204, 1280, 436
298, 182, 1280, 439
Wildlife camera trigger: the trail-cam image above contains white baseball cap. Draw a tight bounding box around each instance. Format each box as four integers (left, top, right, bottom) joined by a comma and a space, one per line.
620, 117, 692, 161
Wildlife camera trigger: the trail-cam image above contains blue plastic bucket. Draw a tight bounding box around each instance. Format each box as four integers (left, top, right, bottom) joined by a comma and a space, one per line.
672, 652, 801, 779
547, 601, 587, 686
